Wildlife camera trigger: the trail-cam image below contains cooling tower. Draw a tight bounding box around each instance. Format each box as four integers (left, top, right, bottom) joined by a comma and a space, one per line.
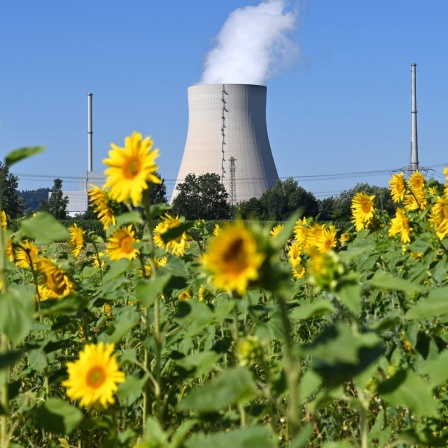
172, 84, 278, 203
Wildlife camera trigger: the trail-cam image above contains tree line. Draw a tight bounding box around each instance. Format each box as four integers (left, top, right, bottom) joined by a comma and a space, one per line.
1, 161, 398, 224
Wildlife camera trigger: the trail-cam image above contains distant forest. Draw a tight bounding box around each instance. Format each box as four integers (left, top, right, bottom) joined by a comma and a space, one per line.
18, 188, 50, 212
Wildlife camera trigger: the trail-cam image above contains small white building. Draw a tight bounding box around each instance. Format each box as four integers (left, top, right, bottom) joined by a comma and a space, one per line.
63, 171, 106, 217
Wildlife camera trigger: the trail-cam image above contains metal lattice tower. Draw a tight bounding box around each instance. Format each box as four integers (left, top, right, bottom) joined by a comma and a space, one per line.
229, 156, 236, 206
221, 85, 228, 183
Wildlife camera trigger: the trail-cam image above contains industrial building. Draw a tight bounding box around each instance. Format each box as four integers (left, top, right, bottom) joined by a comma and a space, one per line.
172, 84, 279, 204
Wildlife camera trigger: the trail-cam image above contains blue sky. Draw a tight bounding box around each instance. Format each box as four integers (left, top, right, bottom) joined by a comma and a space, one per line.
1, 1, 447, 200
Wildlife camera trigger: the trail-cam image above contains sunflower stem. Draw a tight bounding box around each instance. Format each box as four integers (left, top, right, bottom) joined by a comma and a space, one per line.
141, 191, 163, 426
0, 333, 9, 448
277, 292, 301, 440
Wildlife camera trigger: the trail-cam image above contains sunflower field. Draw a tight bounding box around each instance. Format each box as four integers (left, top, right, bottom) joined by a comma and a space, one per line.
1, 136, 448, 448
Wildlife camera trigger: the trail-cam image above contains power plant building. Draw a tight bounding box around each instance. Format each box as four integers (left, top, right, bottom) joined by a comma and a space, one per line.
172, 84, 279, 203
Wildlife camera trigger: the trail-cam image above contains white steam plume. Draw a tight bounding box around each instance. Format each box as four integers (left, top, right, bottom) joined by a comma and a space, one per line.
199, 0, 298, 85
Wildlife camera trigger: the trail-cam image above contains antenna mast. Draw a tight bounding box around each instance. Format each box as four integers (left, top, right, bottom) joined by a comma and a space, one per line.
229, 156, 236, 206
87, 93, 93, 173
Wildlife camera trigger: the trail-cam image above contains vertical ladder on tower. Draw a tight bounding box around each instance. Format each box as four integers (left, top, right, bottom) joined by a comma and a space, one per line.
221, 85, 228, 184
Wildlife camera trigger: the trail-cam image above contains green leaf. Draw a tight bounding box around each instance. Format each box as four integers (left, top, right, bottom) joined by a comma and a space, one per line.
177, 367, 258, 414
184, 426, 276, 448
290, 424, 313, 448
0, 287, 34, 346
116, 211, 144, 227
0, 350, 23, 369
116, 374, 148, 406
406, 287, 448, 320
307, 323, 383, 387
101, 308, 140, 344
28, 349, 48, 372
135, 275, 171, 308
159, 256, 189, 278
369, 270, 420, 294
5, 146, 45, 166
103, 258, 131, 283
20, 212, 70, 244
397, 428, 448, 447
35, 399, 83, 435
299, 369, 321, 401
289, 299, 335, 320
378, 369, 439, 418
160, 222, 193, 244
417, 350, 448, 386
175, 351, 221, 377
335, 280, 361, 315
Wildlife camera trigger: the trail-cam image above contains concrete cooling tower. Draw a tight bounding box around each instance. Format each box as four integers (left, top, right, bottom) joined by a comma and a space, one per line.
172, 84, 278, 203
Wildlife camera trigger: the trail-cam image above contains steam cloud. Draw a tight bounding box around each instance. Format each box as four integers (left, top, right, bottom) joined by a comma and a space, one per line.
199, 0, 298, 86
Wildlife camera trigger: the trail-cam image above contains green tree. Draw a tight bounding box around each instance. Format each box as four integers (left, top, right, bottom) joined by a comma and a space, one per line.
259, 178, 319, 221
39, 178, 69, 220
171, 173, 231, 220
0, 161, 24, 218
332, 183, 396, 222
317, 196, 337, 221
237, 197, 266, 220
145, 174, 168, 205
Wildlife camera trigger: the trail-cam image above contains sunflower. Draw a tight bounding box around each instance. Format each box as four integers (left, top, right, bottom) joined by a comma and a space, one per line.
15, 240, 39, 269
202, 221, 265, 295
88, 186, 117, 231
36, 258, 75, 300
1, 211, 7, 229
389, 173, 406, 203
213, 224, 222, 236
68, 224, 85, 258
153, 213, 189, 256
292, 265, 306, 280
429, 197, 448, 240
93, 251, 106, 268
403, 188, 428, 211
388, 208, 412, 243
340, 232, 351, 245
288, 240, 302, 268
315, 226, 337, 253
139, 256, 167, 277
408, 170, 425, 191
103, 132, 160, 206
178, 290, 192, 300
62, 342, 125, 410
270, 224, 283, 239
107, 225, 139, 261
351, 193, 375, 231
5, 238, 14, 263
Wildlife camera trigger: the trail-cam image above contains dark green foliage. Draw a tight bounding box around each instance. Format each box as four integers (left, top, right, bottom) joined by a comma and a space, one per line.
39, 178, 69, 220
237, 178, 319, 221
0, 161, 24, 218
19, 188, 51, 213
145, 174, 168, 205
171, 173, 231, 220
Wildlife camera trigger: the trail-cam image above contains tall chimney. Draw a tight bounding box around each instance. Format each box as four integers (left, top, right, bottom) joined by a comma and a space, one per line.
410, 64, 419, 172
87, 93, 93, 173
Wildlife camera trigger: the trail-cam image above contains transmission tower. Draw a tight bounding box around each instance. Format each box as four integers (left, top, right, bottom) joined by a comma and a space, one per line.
221, 85, 228, 183
229, 156, 236, 206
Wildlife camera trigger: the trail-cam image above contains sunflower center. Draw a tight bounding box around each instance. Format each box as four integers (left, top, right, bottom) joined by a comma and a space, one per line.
86, 366, 106, 388
120, 236, 134, 254
361, 201, 372, 213
223, 237, 247, 271
125, 159, 141, 178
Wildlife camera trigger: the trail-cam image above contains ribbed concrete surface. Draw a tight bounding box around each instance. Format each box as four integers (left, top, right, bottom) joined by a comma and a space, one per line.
172, 84, 278, 203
